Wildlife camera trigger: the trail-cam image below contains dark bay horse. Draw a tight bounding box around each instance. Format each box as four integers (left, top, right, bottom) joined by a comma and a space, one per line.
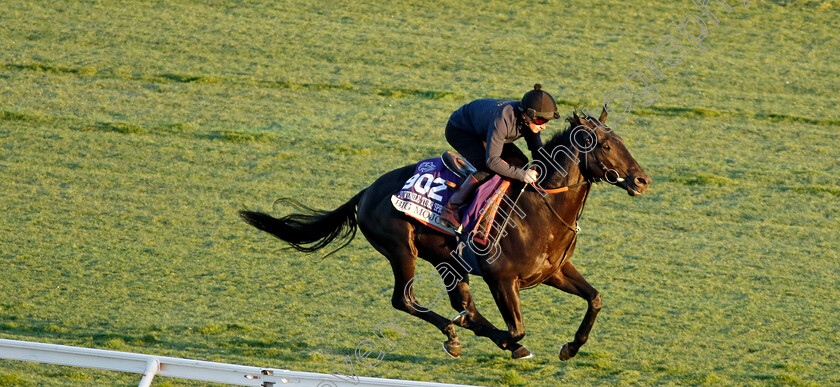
240, 110, 650, 360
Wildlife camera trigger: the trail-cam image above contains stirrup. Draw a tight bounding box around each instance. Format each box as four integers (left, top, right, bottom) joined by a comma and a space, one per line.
440, 207, 464, 233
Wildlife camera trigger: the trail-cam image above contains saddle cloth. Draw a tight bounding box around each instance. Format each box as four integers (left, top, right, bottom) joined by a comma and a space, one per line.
390, 158, 460, 234
391, 157, 512, 244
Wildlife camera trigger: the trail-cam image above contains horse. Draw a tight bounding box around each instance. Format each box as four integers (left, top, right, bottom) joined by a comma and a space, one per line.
240, 109, 650, 360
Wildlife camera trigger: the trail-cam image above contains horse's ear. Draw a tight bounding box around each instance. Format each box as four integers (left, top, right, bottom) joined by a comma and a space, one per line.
599, 106, 608, 123
573, 110, 583, 126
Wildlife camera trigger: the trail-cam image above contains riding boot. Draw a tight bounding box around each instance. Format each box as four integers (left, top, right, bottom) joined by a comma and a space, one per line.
440, 174, 481, 231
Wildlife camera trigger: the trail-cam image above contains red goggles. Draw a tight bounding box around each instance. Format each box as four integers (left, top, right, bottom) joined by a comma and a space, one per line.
532, 117, 549, 125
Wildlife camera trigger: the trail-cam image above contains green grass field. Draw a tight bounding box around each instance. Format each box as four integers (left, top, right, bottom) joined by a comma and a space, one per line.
1, 1, 838, 386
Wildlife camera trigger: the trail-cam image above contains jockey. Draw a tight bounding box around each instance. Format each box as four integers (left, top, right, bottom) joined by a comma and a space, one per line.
440, 84, 560, 230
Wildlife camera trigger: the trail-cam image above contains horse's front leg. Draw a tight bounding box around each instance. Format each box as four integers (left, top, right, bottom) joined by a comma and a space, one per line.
485, 277, 532, 359
542, 261, 601, 361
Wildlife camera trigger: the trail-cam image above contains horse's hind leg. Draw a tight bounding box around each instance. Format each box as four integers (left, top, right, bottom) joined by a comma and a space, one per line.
356, 168, 462, 357
444, 280, 527, 357
542, 261, 602, 361
420, 241, 524, 358
485, 277, 534, 359
363, 232, 461, 356
387, 247, 462, 355
446, 280, 490, 331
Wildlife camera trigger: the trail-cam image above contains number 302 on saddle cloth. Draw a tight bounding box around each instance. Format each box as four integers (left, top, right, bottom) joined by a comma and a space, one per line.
390, 157, 511, 245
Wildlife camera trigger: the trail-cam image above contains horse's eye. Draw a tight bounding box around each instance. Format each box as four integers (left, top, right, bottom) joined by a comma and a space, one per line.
604, 144, 611, 151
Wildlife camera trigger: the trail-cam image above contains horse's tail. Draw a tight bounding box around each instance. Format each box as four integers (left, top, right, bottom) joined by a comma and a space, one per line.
239, 189, 365, 257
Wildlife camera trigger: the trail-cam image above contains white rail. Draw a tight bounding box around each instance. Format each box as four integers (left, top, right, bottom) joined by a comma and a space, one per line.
0, 339, 481, 387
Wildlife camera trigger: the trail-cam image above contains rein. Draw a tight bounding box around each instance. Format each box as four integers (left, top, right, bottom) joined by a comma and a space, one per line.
538, 180, 590, 193
517, 180, 591, 291
547, 181, 591, 283
500, 126, 604, 282
532, 181, 591, 234
489, 179, 589, 252
530, 147, 596, 276
531, 146, 595, 234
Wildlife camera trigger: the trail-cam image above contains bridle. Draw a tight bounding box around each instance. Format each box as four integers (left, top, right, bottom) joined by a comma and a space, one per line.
517, 178, 591, 291
535, 181, 590, 234
494, 121, 623, 275
532, 133, 602, 233
527, 127, 616, 270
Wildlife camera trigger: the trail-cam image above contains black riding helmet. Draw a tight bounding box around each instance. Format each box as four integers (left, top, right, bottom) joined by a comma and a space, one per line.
520, 83, 560, 121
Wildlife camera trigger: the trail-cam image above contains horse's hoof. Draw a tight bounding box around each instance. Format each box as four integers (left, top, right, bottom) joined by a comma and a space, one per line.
443, 341, 461, 358
511, 346, 533, 360
558, 343, 576, 361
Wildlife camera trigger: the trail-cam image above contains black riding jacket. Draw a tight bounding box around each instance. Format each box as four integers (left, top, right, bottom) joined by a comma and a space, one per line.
448, 99, 543, 180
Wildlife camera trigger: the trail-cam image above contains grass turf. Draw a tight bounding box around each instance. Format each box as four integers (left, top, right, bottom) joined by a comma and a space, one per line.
1, 1, 838, 386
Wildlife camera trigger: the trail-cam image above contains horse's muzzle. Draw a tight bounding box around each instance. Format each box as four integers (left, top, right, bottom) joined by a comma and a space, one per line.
624, 174, 650, 196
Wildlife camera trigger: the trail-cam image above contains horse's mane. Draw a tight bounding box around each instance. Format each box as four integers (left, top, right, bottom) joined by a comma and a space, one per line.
534, 115, 588, 183
541, 116, 578, 154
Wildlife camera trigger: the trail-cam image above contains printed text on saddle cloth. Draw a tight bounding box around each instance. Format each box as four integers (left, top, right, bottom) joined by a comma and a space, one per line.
390, 158, 459, 234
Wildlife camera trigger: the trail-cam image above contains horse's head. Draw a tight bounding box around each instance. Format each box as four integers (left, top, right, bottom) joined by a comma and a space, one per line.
568, 109, 651, 196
